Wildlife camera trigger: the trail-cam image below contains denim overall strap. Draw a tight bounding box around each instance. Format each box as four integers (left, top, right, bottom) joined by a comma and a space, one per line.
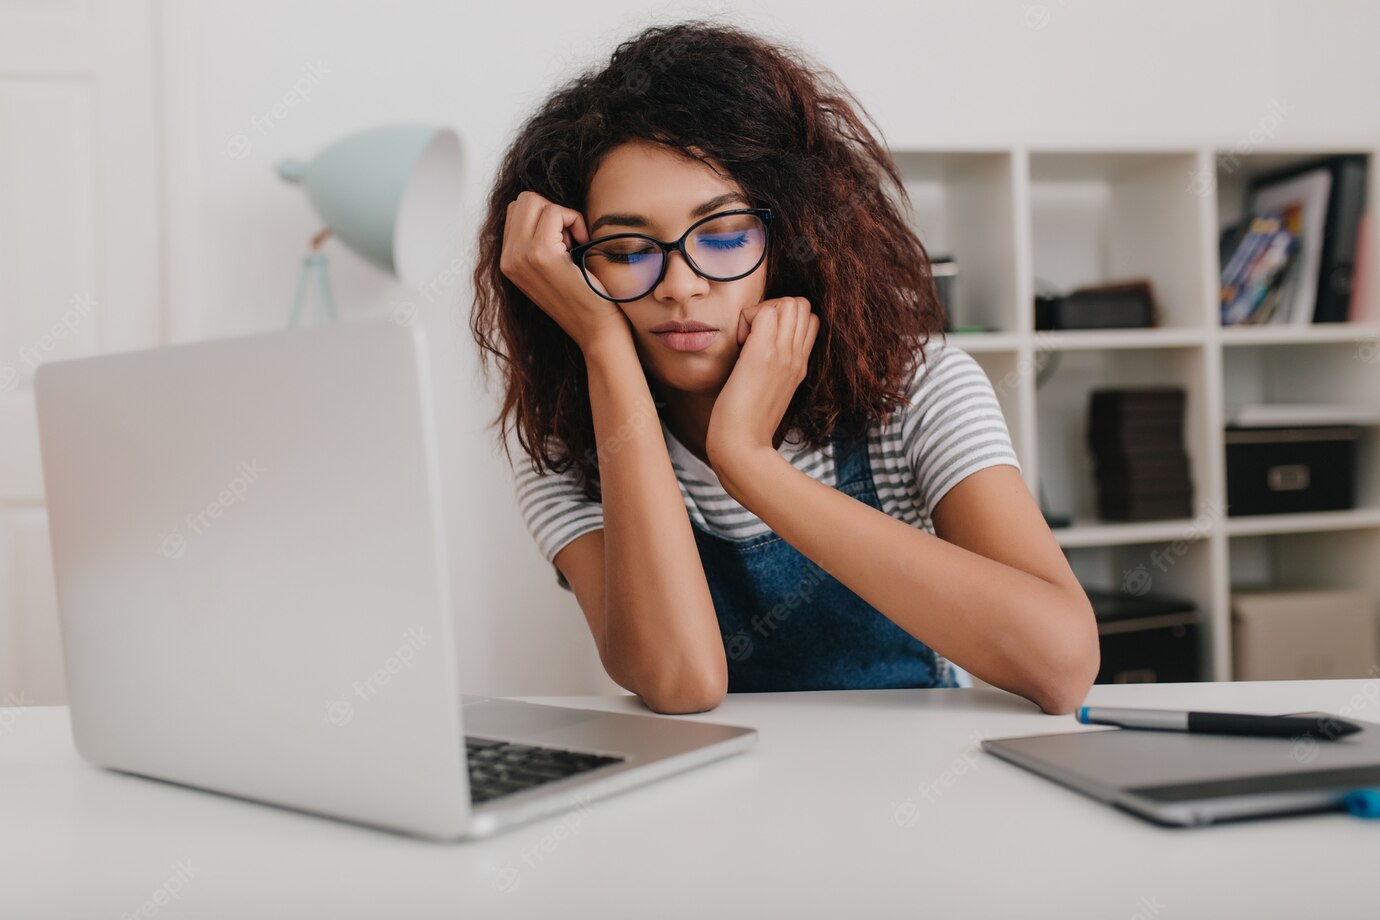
690, 417, 957, 692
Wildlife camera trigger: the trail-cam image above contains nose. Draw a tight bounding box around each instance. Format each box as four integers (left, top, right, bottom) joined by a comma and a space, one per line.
653, 248, 708, 303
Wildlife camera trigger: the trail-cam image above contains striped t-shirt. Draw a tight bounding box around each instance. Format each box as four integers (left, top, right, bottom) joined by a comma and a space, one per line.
513, 337, 1021, 591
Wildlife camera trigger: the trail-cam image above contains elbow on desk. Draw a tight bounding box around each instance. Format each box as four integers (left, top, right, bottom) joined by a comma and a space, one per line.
634, 668, 728, 715
601, 645, 728, 715
598, 632, 729, 715
1031, 668, 1096, 715
1028, 597, 1101, 715
640, 691, 725, 715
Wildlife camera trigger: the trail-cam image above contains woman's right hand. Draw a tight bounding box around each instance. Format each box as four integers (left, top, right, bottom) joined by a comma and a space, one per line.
500, 190, 630, 353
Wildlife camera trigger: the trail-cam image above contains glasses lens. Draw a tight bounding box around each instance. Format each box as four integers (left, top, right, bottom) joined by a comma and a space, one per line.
687, 213, 767, 280
583, 238, 664, 301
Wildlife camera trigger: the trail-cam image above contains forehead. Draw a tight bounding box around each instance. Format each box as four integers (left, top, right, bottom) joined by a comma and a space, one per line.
586, 141, 743, 225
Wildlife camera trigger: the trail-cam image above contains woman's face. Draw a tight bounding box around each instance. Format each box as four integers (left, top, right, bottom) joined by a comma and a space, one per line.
582, 140, 768, 396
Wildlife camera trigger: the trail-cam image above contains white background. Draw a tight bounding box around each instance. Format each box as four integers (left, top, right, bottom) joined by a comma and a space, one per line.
5, 0, 1380, 699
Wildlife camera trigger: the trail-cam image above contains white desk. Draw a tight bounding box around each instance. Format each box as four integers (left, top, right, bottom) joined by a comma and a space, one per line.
3, 679, 1377, 919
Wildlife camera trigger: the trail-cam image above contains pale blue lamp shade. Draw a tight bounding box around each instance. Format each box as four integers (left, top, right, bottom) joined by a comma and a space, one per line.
278, 124, 463, 302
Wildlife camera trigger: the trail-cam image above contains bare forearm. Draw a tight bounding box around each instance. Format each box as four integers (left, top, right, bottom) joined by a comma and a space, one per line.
717, 450, 1097, 712
583, 335, 726, 709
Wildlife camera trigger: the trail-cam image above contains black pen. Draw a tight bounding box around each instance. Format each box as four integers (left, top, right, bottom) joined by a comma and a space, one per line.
1076, 706, 1361, 739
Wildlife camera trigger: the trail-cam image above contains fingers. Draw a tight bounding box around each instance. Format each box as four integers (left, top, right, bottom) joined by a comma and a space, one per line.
505, 191, 586, 259
743, 300, 779, 346
566, 209, 591, 248
533, 204, 569, 259
775, 298, 798, 355
739, 297, 816, 359
780, 299, 815, 379
549, 203, 590, 252
802, 312, 820, 360
504, 193, 540, 249
737, 302, 765, 345
739, 296, 807, 345
794, 302, 817, 357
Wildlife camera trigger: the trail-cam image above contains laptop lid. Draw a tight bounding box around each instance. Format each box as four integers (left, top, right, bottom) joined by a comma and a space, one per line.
35, 319, 471, 839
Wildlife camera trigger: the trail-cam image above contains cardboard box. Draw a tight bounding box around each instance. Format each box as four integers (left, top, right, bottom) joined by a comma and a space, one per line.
1231, 588, 1378, 680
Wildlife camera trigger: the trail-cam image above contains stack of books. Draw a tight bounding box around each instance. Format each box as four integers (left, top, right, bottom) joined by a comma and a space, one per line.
1087, 387, 1193, 521
1219, 208, 1300, 325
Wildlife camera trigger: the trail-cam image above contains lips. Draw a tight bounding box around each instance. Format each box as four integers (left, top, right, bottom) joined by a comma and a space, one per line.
650, 320, 716, 333
650, 321, 719, 353
654, 326, 723, 353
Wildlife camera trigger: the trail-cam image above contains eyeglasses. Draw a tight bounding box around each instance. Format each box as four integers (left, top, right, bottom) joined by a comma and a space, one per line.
570, 208, 772, 303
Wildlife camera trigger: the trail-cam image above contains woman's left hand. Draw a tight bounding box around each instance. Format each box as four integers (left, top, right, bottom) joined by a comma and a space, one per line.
705, 296, 819, 492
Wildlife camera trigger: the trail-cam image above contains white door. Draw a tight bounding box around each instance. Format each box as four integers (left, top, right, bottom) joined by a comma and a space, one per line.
0, 0, 161, 703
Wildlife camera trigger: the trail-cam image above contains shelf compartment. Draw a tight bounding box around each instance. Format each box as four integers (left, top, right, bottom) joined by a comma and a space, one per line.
1227, 531, 1380, 657
1227, 530, 1380, 680
1221, 340, 1380, 512
892, 150, 1021, 335
1065, 539, 1215, 682
1229, 530, 1380, 597
1213, 149, 1377, 329
1035, 346, 1212, 527
1028, 151, 1210, 332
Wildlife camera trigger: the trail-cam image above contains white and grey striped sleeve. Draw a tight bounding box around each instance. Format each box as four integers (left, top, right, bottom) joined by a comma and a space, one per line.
512, 456, 604, 591
902, 341, 1021, 517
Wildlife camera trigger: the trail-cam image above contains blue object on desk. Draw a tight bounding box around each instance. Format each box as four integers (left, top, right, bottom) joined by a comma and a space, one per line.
1343, 788, 1380, 819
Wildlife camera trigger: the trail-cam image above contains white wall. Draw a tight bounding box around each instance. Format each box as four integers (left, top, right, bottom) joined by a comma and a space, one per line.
155, 0, 1380, 697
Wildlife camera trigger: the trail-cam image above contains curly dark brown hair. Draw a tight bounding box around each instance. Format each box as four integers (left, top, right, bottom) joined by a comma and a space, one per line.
470, 19, 945, 499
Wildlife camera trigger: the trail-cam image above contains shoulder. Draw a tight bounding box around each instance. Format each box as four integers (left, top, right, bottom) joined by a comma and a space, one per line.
905, 336, 999, 404
508, 438, 604, 567
896, 335, 1021, 515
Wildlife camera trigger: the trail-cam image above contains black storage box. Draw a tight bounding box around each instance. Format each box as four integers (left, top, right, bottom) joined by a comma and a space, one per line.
1224, 425, 1359, 516
1097, 617, 1200, 684
1035, 280, 1158, 331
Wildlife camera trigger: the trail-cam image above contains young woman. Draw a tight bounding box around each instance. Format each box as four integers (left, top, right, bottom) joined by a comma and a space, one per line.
471, 21, 1098, 715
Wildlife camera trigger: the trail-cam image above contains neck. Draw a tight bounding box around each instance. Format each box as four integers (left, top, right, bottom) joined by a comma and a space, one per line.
658, 387, 718, 466
658, 386, 788, 467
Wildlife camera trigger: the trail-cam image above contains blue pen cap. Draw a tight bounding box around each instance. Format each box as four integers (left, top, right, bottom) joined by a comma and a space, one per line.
1342, 789, 1380, 819
1076, 706, 1089, 724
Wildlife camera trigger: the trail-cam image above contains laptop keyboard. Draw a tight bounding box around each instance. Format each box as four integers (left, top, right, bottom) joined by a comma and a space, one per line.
465, 736, 626, 804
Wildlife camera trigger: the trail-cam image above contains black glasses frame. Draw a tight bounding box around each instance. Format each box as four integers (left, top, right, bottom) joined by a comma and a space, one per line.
569, 207, 773, 303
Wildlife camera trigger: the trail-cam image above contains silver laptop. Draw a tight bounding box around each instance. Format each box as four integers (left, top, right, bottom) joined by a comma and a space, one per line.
983, 712, 1380, 826
33, 318, 755, 841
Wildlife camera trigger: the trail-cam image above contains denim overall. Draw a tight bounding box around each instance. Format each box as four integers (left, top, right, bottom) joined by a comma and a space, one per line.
689, 416, 959, 692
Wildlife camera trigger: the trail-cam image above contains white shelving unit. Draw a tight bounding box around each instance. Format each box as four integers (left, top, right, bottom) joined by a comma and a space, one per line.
894, 145, 1380, 681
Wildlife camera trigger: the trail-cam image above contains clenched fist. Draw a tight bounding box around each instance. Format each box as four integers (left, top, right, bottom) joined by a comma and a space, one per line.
705, 296, 819, 478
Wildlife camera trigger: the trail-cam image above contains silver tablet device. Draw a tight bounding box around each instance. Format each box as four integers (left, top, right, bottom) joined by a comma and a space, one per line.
983, 712, 1380, 826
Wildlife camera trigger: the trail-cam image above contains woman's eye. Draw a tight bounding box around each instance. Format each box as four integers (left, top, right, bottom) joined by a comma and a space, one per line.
698, 234, 748, 250
594, 243, 658, 265
605, 251, 656, 265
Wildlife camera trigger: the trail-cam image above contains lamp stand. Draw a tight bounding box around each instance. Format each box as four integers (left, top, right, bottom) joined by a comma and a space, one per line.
287, 229, 338, 327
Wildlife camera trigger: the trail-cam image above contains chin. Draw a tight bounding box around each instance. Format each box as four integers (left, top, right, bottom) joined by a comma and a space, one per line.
647, 354, 733, 394
634, 333, 733, 392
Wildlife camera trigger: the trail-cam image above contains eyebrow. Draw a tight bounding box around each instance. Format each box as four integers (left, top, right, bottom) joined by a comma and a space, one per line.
588, 192, 749, 236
